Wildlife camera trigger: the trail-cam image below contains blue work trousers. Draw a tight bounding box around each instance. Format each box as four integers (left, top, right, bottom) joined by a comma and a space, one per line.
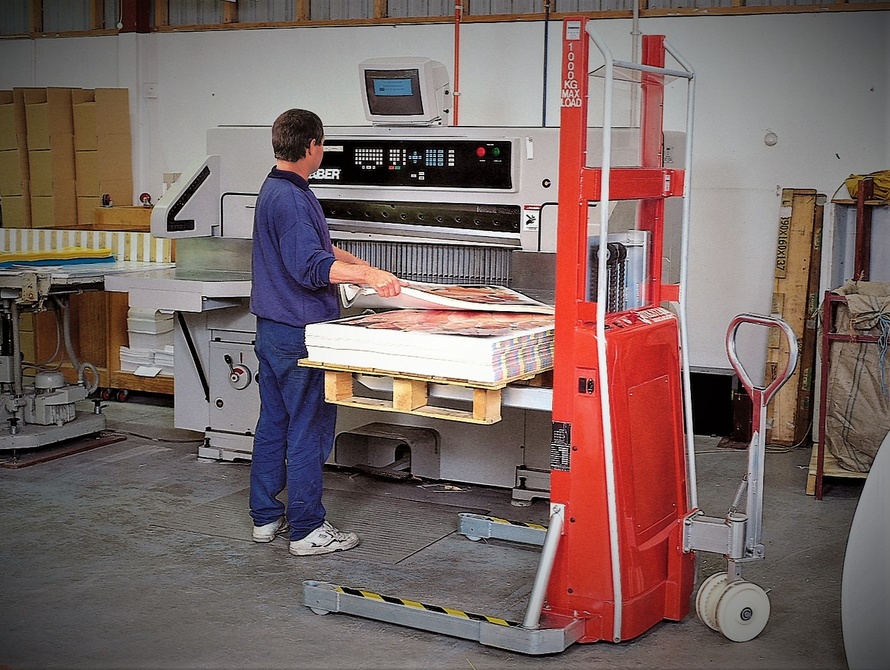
249, 318, 336, 541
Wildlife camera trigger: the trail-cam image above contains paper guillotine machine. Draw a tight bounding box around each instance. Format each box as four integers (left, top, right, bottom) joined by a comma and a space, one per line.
303, 17, 799, 653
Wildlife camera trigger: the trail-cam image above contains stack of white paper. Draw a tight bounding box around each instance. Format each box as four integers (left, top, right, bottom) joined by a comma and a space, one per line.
305, 309, 553, 384
127, 308, 174, 350
119, 347, 155, 372
153, 345, 175, 376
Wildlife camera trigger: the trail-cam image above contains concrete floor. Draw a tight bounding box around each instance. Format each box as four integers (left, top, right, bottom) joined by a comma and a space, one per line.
0, 395, 864, 669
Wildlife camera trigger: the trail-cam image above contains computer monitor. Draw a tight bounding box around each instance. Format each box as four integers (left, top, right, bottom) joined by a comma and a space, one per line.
359, 57, 451, 126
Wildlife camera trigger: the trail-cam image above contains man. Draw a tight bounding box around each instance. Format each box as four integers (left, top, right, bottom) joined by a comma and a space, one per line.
249, 108, 402, 556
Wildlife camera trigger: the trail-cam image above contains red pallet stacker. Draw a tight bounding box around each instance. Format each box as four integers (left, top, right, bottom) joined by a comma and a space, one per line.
303, 16, 798, 653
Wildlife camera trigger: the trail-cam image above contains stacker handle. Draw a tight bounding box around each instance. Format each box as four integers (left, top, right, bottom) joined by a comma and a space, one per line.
725, 313, 799, 407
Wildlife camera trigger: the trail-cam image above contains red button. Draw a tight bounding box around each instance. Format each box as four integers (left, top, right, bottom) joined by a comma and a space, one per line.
476, 147, 486, 157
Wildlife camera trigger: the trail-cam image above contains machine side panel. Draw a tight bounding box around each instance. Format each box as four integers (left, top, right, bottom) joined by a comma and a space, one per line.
606, 314, 694, 638
546, 313, 694, 641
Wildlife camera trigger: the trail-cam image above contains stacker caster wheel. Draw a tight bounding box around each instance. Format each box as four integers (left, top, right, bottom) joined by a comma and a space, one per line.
100, 387, 113, 401
308, 607, 331, 616
714, 580, 770, 642
116, 389, 129, 402
695, 571, 728, 632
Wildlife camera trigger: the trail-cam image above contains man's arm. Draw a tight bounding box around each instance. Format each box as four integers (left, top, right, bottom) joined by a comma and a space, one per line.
332, 247, 370, 266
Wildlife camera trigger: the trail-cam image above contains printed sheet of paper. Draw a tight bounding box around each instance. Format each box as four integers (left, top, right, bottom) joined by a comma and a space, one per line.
340, 281, 554, 314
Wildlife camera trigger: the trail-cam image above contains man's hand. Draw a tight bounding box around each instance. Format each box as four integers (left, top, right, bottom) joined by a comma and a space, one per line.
329, 256, 404, 296
364, 268, 403, 297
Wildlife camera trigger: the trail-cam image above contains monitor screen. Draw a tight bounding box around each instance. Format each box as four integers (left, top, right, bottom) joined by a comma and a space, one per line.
364, 68, 424, 117
359, 57, 450, 126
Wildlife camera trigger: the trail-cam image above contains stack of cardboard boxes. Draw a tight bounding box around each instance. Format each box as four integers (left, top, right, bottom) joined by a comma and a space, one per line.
25, 88, 78, 228
72, 88, 133, 225
0, 89, 30, 227
0, 87, 131, 228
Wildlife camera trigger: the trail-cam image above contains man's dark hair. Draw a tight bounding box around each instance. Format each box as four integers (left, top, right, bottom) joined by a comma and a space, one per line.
271, 109, 324, 162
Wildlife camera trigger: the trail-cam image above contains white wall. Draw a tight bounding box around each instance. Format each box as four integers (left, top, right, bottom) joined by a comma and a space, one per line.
1, 11, 888, 372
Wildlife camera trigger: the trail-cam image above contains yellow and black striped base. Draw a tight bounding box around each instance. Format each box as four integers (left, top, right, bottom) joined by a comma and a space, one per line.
458, 512, 547, 546
336, 585, 518, 627
302, 579, 583, 655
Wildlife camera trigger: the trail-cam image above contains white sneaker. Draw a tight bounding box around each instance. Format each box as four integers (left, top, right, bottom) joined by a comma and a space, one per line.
289, 521, 359, 556
252, 517, 288, 543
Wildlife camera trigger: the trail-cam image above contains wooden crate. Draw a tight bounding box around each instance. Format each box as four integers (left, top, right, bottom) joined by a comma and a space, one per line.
91, 206, 152, 231
765, 188, 822, 446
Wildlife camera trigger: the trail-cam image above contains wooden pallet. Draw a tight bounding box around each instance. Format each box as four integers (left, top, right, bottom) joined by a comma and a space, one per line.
806, 442, 868, 496
300, 360, 549, 425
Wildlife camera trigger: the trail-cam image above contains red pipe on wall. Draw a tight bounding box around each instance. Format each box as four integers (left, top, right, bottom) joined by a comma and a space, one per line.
453, 0, 462, 126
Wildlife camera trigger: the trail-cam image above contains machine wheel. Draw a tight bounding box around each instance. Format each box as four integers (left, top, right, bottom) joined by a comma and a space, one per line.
116, 389, 129, 402
695, 571, 727, 632
100, 387, 113, 401
714, 580, 770, 642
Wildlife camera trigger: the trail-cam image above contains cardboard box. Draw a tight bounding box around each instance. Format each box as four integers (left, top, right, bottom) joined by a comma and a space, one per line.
75, 150, 99, 196
30, 181, 77, 228
95, 134, 133, 205
24, 88, 75, 150
1, 193, 31, 228
98, 179, 133, 207
73, 88, 129, 152
97, 133, 132, 174
28, 146, 76, 197
95, 88, 130, 135
77, 195, 102, 225
73, 101, 98, 151
0, 89, 28, 152
0, 96, 17, 150
0, 148, 28, 196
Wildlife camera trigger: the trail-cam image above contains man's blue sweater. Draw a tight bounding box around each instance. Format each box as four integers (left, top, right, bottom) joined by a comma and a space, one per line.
249, 167, 338, 327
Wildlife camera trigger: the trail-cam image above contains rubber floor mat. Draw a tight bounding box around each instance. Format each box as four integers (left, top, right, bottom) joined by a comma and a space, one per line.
152, 487, 484, 565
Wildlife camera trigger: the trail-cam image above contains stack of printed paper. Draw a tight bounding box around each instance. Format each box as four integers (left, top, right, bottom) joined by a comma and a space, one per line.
305, 304, 554, 384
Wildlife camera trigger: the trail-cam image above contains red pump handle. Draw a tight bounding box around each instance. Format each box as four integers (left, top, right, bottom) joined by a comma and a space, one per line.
725, 313, 799, 406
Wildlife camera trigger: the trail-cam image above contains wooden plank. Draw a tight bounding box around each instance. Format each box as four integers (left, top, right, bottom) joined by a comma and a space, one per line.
392, 378, 428, 413
807, 442, 867, 495
108, 371, 173, 395
326, 394, 501, 425
0, 431, 126, 469
320, 369, 505, 425
794, 199, 824, 440
325, 370, 354, 402
301, 358, 548, 390
472, 387, 502, 423
91, 206, 152, 231
766, 188, 819, 446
